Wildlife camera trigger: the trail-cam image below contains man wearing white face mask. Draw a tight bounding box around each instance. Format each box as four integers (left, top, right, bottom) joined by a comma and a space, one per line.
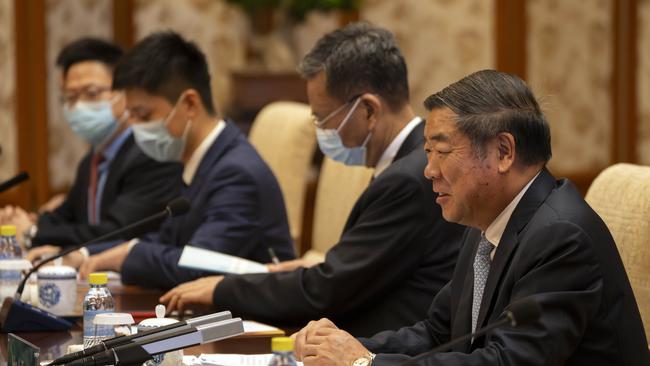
160, 23, 465, 338
76, 32, 295, 289
0, 38, 182, 263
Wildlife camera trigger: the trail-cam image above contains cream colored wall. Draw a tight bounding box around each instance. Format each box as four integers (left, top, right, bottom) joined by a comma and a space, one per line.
0, 0, 17, 181
133, 0, 249, 113
639, 0, 650, 165
527, 0, 613, 172
362, 0, 495, 116
46, 0, 113, 191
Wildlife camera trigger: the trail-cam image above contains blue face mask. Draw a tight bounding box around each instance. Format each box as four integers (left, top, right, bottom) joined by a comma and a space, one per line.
132, 103, 192, 162
316, 98, 372, 166
63, 99, 120, 146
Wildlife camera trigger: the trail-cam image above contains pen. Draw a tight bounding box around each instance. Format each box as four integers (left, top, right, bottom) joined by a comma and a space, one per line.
268, 247, 280, 265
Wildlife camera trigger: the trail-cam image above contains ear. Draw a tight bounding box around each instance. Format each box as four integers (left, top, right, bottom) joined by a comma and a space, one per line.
360, 94, 383, 131
180, 89, 202, 120
496, 132, 516, 173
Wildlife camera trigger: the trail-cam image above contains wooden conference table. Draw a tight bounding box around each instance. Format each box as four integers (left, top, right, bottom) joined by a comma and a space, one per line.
0, 282, 285, 364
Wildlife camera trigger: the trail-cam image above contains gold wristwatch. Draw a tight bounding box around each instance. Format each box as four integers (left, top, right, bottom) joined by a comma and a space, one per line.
351, 352, 376, 366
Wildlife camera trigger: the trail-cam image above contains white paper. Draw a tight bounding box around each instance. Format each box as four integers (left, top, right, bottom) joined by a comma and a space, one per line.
242, 320, 281, 334
183, 354, 303, 366
178, 246, 269, 275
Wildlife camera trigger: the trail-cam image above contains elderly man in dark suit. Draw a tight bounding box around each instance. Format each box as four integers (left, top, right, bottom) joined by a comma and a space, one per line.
76, 31, 295, 288
293, 70, 650, 366
160, 22, 465, 337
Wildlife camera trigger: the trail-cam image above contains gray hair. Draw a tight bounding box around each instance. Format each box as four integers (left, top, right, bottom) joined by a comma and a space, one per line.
424, 70, 552, 166
298, 22, 409, 111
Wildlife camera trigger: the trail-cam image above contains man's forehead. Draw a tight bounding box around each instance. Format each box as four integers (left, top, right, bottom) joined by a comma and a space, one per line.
425, 108, 458, 140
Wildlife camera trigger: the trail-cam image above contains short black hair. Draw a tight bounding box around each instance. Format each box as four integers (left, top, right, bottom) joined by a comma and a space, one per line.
298, 22, 409, 111
56, 38, 123, 76
112, 31, 216, 115
424, 69, 552, 166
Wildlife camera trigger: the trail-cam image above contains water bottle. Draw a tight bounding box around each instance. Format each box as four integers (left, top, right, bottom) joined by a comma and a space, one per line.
0, 225, 22, 258
268, 337, 297, 366
83, 273, 115, 348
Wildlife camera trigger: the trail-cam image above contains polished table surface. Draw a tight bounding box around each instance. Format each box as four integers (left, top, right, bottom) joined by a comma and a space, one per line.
0, 282, 285, 363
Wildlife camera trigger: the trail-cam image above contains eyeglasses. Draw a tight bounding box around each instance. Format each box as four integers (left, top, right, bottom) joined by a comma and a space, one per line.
311, 94, 362, 128
60, 85, 113, 107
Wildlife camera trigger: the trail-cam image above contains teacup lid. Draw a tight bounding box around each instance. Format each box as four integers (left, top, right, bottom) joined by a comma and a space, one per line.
139, 304, 178, 327
94, 312, 135, 325
0, 259, 32, 270
37, 265, 76, 278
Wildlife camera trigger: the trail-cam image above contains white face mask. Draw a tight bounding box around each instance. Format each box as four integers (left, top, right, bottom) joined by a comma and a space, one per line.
63, 95, 123, 146
131, 102, 192, 162
315, 97, 372, 166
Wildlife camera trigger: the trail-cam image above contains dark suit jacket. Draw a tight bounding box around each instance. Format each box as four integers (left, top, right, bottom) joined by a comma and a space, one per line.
33, 134, 182, 247
120, 121, 295, 289
212, 121, 465, 337
361, 169, 650, 365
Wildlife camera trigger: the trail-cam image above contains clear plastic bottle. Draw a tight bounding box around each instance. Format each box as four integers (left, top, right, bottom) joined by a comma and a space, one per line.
0, 225, 22, 258
83, 273, 115, 348
268, 337, 297, 366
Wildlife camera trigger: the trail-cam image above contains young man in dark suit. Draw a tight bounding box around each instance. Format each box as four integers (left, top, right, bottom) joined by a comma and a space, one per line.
160, 23, 465, 337
293, 70, 650, 366
77, 32, 295, 288
2, 38, 181, 262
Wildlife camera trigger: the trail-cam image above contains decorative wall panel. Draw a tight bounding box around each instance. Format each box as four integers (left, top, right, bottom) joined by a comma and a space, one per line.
0, 0, 17, 181
527, 0, 613, 172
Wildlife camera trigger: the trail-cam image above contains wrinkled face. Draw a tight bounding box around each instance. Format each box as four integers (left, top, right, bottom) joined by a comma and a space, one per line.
423, 108, 500, 229
62, 60, 125, 118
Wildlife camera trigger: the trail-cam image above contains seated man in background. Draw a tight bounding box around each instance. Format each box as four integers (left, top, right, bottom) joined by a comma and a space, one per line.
293, 70, 650, 366
161, 23, 465, 337
78, 31, 295, 288
0, 38, 181, 258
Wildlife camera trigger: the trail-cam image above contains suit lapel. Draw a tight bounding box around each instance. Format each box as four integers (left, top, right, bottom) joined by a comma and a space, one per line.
452, 228, 482, 352
394, 118, 424, 161
474, 169, 557, 334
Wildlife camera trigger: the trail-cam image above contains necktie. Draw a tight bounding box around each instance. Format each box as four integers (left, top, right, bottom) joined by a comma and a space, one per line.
472, 235, 495, 333
88, 153, 104, 224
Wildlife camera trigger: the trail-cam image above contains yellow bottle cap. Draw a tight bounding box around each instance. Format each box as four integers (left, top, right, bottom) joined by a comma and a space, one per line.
271, 337, 294, 352
89, 272, 108, 285
1, 225, 17, 236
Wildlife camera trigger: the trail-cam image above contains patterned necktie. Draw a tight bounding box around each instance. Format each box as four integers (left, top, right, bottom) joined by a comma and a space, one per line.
472, 235, 495, 333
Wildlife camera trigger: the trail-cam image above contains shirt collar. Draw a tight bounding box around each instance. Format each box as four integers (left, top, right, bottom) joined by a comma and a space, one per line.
373, 117, 422, 178
183, 119, 226, 185
96, 126, 132, 163
484, 170, 541, 247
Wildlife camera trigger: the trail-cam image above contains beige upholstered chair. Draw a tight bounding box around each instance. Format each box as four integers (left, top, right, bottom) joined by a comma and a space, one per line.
304, 157, 374, 263
249, 101, 317, 248
585, 163, 650, 338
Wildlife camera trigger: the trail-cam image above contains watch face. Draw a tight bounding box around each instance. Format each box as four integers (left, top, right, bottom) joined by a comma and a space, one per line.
352, 357, 370, 366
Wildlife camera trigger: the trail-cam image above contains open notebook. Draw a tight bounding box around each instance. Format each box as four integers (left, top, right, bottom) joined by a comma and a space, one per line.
178, 246, 269, 275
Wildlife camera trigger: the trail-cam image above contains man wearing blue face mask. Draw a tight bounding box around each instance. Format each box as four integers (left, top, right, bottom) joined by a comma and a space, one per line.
160, 23, 465, 337
0, 38, 182, 263
76, 32, 295, 288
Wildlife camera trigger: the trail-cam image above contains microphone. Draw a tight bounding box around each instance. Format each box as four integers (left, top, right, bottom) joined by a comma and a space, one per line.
47, 311, 232, 365
0, 171, 29, 193
67, 317, 245, 366
0, 197, 191, 332
402, 298, 542, 365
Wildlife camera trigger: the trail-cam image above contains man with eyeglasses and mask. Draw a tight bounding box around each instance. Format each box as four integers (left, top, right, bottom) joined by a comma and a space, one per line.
160, 22, 465, 337
75, 31, 295, 289
0, 38, 181, 264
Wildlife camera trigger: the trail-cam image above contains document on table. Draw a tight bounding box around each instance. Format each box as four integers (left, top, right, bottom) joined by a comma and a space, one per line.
178, 246, 269, 275
183, 354, 304, 366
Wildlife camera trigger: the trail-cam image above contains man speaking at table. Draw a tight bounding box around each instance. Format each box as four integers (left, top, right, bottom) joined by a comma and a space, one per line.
292, 70, 650, 365
161, 23, 465, 337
